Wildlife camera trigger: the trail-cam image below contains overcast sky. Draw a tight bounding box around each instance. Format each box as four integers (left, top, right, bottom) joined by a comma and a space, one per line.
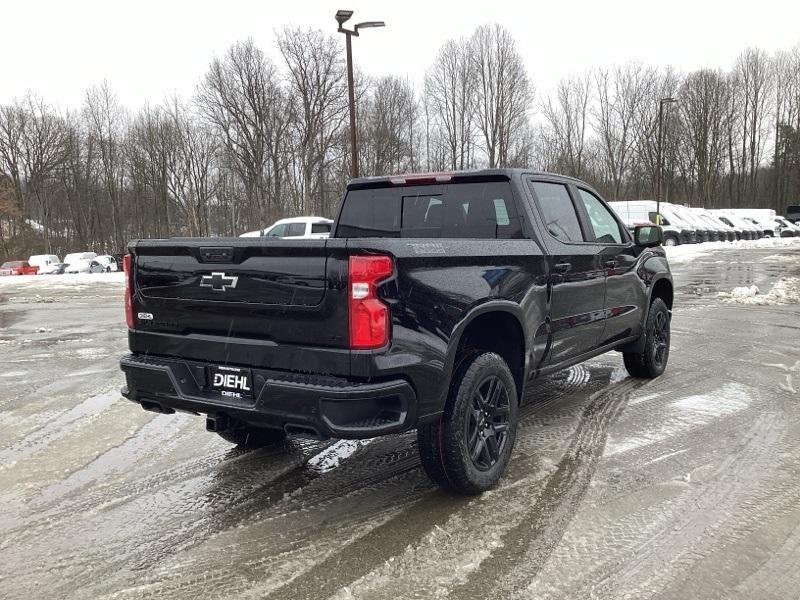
2, 0, 799, 111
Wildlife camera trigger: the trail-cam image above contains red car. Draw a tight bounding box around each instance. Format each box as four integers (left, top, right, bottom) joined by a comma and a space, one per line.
0, 260, 39, 276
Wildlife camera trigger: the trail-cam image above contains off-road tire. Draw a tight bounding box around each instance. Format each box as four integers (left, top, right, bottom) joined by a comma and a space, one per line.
417, 352, 518, 495
623, 297, 670, 378
217, 426, 286, 447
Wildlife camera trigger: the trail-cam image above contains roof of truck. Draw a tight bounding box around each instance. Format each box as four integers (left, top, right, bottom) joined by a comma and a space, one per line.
346, 168, 591, 189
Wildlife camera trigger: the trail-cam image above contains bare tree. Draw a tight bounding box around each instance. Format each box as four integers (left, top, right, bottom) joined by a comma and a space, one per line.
593, 64, 655, 200
278, 27, 347, 217
0, 103, 28, 228
20, 96, 68, 251
677, 69, 733, 206
425, 39, 475, 170
359, 76, 418, 175
197, 39, 286, 229
84, 81, 126, 250
771, 45, 800, 210
470, 24, 533, 168
541, 72, 593, 177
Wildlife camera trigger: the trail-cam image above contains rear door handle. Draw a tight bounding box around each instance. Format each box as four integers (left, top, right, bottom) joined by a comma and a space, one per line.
554, 262, 572, 273
603, 259, 618, 268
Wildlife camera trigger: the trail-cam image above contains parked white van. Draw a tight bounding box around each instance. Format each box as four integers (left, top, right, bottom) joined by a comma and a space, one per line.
723, 209, 776, 237
709, 211, 761, 239
608, 200, 696, 246
28, 254, 61, 275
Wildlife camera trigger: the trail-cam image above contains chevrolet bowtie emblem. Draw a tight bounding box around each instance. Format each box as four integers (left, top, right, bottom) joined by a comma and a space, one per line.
200, 272, 238, 292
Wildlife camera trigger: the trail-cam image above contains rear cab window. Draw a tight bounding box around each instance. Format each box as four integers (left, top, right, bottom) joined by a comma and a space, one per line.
311, 223, 331, 234
335, 181, 523, 239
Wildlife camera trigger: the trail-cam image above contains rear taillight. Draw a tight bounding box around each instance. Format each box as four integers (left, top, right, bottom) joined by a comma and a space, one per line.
348, 255, 393, 349
123, 253, 133, 328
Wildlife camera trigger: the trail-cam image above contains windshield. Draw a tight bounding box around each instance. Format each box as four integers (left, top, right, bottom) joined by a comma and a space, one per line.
660, 208, 693, 229
1, 261, 24, 268
698, 214, 721, 228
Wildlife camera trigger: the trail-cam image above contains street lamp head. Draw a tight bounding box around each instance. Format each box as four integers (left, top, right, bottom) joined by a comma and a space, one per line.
355, 21, 386, 31
335, 9, 354, 27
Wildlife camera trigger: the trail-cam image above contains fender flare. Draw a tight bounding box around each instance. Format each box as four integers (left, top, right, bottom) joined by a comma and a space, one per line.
439, 300, 531, 402
620, 269, 673, 355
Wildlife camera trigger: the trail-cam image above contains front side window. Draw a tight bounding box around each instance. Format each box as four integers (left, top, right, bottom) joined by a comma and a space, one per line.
578, 189, 623, 244
266, 224, 286, 237
530, 181, 584, 242
648, 212, 670, 226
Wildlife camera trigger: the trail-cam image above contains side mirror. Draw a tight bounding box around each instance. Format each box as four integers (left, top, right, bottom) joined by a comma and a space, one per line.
634, 224, 663, 247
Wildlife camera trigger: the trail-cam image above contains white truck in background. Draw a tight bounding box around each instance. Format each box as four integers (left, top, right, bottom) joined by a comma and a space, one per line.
240, 216, 333, 239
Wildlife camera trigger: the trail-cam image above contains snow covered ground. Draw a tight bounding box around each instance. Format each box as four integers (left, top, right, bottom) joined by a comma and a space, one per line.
664, 235, 800, 263
1, 243, 800, 600
0, 272, 125, 288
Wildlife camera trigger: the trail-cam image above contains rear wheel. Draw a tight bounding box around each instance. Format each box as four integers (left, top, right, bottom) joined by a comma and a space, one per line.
623, 297, 670, 378
217, 426, 286, 448
417, 352, 518, 495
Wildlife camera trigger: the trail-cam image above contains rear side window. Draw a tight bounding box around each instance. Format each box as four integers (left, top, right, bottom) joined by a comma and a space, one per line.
530, 181, 584, 242
284, 223, 306, 237
311, 223, 331, 234
335, 182, 523, 239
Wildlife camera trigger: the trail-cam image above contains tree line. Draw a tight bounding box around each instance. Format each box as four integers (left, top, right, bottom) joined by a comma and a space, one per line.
1, 24, 799, 257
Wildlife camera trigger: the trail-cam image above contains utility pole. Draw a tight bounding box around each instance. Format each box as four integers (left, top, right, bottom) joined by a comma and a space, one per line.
656, 97, 678, 224
335, 10, 385, 179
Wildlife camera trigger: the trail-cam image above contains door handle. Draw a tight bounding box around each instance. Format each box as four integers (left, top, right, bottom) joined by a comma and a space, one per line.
554, 262, 572, 273
603, 259, 618, 268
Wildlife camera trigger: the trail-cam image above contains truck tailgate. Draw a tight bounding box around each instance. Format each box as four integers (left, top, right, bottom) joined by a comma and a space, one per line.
128, 238, 350, 372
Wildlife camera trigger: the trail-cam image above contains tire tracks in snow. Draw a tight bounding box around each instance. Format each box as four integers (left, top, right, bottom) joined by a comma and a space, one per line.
448, 378, 641, 600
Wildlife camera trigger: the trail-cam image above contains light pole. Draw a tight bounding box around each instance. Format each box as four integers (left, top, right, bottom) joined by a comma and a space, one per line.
336, 10, 385, 179
656, 97, 678, 224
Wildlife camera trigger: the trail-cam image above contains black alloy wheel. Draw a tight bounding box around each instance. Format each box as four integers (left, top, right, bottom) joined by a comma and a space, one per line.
466, 375, 511, 471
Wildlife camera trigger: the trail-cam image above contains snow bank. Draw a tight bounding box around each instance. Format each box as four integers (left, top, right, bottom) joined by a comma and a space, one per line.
664, 236, 800, 264
728, 285, 760, 298
720, 277, 800, 306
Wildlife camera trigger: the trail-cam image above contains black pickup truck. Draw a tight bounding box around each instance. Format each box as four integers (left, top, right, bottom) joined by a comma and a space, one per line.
120, 169, 672, 494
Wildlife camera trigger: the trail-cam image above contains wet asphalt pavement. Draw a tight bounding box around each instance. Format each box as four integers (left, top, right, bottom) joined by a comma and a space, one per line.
1, 242, 800, 600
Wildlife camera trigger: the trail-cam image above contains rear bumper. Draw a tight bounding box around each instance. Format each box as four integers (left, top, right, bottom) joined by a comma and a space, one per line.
120, 353, 417, 440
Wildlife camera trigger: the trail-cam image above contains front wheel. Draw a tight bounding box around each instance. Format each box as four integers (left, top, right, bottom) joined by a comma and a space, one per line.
663, 235, 679, 247
217, 426, 286, 448
623, 298, 670, 378
417, 352, 518, 495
